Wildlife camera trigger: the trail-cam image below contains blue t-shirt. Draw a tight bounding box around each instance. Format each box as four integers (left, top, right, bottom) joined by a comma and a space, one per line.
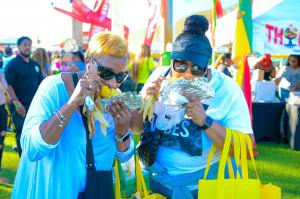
141, 67, 253, 176
11, 74, 134, 198
74, 61, 86, 71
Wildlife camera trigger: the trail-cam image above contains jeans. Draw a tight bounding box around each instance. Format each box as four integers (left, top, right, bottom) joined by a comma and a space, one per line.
10, 106, 25, 157
149, 159, 238, 199
278, 87, 290, 102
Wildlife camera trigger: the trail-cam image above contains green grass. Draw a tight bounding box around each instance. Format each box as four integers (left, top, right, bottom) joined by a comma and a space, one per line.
250, 144, 300, 199
0, 133, 299, 199
0, 132, 19, 198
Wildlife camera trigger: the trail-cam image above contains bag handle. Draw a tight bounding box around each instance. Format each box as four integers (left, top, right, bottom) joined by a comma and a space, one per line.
203, 128, 235, 180
232, 131, 241, 179
243, 134, 260, 181
203, 144, 217, 179
217, 128, 232, 180
135, 154, 150, 196
115, 159, 121, 199
115, 151, 150, 199
204, 129, 260, 182
72, 73, 95, 169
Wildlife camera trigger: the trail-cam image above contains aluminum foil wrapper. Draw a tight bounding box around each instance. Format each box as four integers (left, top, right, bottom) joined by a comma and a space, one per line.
103, 92, 144, 112
159, 77, 215, 105
85, 96, 95, 112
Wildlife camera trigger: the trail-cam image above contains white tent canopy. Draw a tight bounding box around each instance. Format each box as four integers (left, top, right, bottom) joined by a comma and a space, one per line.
213, 0, 300, 55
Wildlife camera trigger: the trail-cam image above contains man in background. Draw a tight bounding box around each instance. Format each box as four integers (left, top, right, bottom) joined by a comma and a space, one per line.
5, 36, 43, 156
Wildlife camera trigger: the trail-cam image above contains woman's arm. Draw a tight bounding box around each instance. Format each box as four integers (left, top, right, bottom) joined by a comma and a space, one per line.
40, 74, 99, 145
130, 111, 144, 133
274, 76, 282, 85
39, 101, 77, 145
270, 66, 277, 79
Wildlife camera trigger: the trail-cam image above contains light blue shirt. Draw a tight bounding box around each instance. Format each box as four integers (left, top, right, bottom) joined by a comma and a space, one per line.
11, 74, 134, 199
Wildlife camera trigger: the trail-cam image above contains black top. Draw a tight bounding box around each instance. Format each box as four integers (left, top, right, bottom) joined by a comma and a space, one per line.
264, 71, 272, 81
5, 55, 43, 111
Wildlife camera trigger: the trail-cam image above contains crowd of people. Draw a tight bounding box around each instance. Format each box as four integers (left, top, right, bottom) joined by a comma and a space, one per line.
0, 13, 298, 198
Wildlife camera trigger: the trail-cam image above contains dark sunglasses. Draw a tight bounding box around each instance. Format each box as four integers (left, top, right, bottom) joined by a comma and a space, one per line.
172, 60, 207, 76
91, 57, 128, 84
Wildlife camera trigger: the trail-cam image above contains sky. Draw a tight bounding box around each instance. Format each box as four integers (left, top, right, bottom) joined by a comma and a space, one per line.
0, 0, 236, 47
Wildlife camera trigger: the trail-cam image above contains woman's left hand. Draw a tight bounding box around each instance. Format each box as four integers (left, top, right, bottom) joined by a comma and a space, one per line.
107, 100, 132, 137
182, 93, 207, 127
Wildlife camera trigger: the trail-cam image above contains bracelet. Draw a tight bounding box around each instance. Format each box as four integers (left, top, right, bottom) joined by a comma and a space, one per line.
54, 111, 69, 128
57, 110, 66, 122
115, 132, 130, 143
11, 98, 17, 104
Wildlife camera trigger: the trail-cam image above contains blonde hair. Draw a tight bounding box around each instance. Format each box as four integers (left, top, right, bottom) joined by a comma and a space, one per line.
86, 32, 128, 58
32, 48, 50, 76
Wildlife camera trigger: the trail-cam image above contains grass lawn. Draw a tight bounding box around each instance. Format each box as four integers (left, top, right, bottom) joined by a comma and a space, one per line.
0, 133, 299, 198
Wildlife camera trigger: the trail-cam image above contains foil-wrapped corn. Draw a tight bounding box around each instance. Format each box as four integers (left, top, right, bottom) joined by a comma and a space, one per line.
85, 85, 122, 137
159, 77, 215, 105
103, 92, 144, 112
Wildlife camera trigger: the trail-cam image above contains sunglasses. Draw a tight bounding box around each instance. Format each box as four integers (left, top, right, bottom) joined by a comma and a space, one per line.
91, 57, 128, 84
172, 60, 207, 76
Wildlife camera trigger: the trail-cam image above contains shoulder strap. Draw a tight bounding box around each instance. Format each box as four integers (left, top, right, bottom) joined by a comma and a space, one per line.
164, 67, 171, 77
72, 73, 96, 170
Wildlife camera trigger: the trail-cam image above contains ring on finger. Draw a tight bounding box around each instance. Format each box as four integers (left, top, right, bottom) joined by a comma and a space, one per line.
115, 114, 121, 119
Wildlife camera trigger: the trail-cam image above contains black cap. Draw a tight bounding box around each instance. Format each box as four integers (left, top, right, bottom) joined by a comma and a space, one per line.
170, 15, 212, 68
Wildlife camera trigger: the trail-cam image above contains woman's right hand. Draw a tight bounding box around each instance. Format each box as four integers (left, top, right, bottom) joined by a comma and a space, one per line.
144, 76, 164, 98
68, 78, 100, 107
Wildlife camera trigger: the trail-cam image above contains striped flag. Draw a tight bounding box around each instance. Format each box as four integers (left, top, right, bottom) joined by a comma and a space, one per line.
211, 0, 223, 47
233, 0, 258, 153
233, 0, 253, 120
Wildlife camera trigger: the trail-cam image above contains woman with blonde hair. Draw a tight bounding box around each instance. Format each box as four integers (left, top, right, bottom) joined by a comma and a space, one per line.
32, 47, 51, 77
11, 32, 134, 199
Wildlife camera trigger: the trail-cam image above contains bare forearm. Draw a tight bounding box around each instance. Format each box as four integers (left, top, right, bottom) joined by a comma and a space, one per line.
274, 77, 282, 85
39, 101, 77, 145
116, 139, 130, 152
130, 111, 144, 133
204, 122, 226, 148
204, 121, 234, 154
6, 85, 17, 101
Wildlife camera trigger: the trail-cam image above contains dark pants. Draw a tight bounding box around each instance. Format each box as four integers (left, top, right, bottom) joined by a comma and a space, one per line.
0, 104, 8, 170
10, 105, 25, 157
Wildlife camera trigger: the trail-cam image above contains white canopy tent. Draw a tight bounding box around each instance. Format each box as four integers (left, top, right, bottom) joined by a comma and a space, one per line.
213, 0, 300, 55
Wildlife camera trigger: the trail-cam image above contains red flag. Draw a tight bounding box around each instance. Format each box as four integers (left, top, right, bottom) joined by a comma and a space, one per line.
243, 56, 252, 121
215, 0, 223, 18
144, 0, 161, 46
211, 0, 223, 47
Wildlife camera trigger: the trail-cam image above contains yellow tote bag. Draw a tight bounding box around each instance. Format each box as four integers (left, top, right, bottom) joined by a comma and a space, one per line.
243, 134, 281, 199
115, 155, 166, 199
198, 129, 261, 199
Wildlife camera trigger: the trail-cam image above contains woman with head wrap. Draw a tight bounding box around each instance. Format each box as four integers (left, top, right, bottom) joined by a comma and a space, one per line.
132, 15, 253, 199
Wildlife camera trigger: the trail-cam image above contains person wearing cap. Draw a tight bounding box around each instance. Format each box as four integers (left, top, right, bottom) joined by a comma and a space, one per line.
132, 15, 253, 198
253, 54, 276, 81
